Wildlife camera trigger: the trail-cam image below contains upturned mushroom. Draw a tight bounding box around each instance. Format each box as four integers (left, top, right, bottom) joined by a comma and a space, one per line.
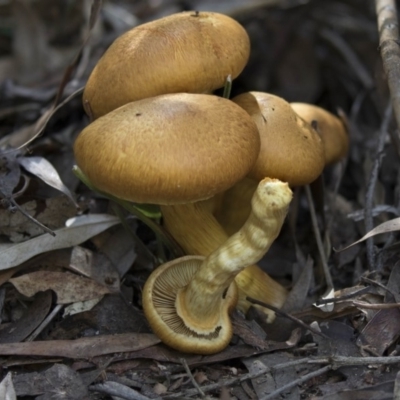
143, 178, 293, 354
83, 11, 250, 119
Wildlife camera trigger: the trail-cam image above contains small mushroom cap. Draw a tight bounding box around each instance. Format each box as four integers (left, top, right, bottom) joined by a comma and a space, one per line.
290, 103, 349, 165
83, 11, 250, 119
143, 255, 238, 354
74, 93, 260, 204
232, 92, 325, 186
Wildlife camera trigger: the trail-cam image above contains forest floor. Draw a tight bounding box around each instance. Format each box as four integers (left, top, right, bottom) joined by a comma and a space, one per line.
0, 0, 400, 399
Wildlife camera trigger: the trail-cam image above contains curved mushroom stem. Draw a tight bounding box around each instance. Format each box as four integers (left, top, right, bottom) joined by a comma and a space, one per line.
214, 177, 256, 236
178, 178, 292, 323
162, 178, 292, 322
161, 184, 288, 320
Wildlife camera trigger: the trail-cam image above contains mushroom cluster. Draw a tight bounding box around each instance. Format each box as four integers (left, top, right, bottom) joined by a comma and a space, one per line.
77, 10, 291, 321
214, 93, 349, 236
74, 10, 349, 354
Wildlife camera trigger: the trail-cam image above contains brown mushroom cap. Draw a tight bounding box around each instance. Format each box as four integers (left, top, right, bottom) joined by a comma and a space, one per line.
83, 11, 250, 119
143, 255, 238, 354
290, 103, 349, 165
74, 93, 260, 204
232, 92, 325, 186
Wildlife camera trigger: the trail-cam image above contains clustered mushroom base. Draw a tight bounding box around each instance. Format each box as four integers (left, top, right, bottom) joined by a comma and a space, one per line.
143, 178, 293, 354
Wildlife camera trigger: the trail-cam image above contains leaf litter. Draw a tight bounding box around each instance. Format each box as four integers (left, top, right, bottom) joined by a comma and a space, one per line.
0, 0, 400, 399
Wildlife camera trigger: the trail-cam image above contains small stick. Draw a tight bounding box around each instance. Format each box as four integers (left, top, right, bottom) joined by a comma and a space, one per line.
180, 357, 206, 398
164, 355, 400, 399
304, 184, 333, 289
376, 0, 400, 130
26, 304, 63, 342
364, 102, 392, 269
90, 381, 154, 400
314, 286, 371, 305
320, 28, 374, 90
246, 296, 330, 339
222, 74, 232, 99
259, 365, 332, 400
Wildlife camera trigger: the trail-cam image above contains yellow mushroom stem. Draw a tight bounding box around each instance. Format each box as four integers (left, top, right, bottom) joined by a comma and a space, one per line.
213, 177, 257, 236
181, 178, 292, 316
144, 178, 292, 354
161, 179, 289, 321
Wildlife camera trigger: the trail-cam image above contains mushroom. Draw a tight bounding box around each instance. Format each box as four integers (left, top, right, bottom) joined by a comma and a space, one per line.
143, 178, 293, 354
74, 92, 289, 321
290, 103, 349, 165
74, 93, 259, 204
233, 92, 326, 186
215, 92, 325, 235
83, 11, 250, 119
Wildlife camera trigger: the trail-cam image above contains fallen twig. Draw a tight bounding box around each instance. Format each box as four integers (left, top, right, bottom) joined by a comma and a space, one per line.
164, 355, 400, 398
376, 0, 400, 130
246, 296, 330, 339
90, 381, 155, 400
180, 357, 206, 398
364, 102, 392, 269
260, 365, 332, 400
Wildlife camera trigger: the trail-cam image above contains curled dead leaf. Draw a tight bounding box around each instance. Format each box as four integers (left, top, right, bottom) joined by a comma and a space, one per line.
9, 271, 111, 304
0, 214, 120, 270
337, 217, 400, 251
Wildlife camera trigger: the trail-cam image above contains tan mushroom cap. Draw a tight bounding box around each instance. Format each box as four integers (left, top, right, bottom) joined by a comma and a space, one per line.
74, 93, 260, 205
143, 255, 238, 354
232, 92, 325, 186
83, 11, 250, 119
291, 103, 349, 165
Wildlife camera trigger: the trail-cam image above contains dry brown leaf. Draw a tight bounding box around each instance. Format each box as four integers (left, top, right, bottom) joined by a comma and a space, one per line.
12, 364, 87, 399
0, 291, 52, 344
0, 333, 160, 359
339, 217, 400, 251
69, 246, 120, 291
243, 353, 299, 400
357, 308, 400, 355
9, 271, 111, 304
